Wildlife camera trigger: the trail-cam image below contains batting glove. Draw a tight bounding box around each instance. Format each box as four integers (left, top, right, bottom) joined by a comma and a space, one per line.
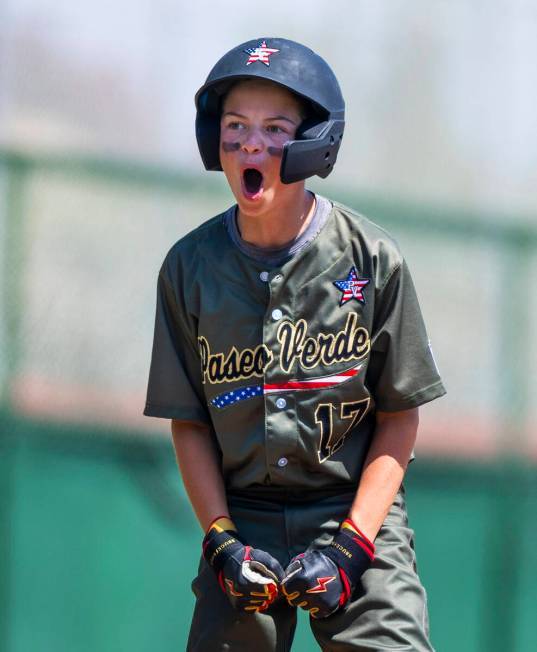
202, 516, 284, 613
281, 519, 375, 618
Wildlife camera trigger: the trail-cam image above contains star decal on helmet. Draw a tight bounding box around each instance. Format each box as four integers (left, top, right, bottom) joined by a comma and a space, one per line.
306, 576, 337, 594
333, 267, 370, 306
244, 40, 280, 66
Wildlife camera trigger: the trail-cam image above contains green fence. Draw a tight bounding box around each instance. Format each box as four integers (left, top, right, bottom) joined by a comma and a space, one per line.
2, 412, 536, 652
1, 149, 536, 651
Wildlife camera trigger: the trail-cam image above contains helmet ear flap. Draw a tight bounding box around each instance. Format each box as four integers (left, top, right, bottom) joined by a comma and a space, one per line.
281, 118, 344, 184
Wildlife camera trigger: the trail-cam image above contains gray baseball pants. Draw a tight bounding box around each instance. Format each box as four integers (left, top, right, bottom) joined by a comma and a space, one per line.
187, 484, 434, 652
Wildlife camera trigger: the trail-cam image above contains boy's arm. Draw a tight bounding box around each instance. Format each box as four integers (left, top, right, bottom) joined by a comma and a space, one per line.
172, 419, 284, 611
348, 407, 419, 541
171, 419, 229, 531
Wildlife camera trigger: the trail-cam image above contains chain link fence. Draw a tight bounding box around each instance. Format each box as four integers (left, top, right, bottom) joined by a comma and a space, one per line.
1, 149, 536, 459
1, 149, 536, 652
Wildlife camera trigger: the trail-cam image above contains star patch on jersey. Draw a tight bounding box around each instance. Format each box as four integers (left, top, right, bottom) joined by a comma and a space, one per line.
244, 41, 279, 66
333, 267, 370, 306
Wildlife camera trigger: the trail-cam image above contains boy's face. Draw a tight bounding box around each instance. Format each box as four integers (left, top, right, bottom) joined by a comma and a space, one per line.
219, 80, 304, 214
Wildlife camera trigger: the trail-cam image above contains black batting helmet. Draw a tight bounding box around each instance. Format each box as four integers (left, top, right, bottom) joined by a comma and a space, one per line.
194, 37, 345, 184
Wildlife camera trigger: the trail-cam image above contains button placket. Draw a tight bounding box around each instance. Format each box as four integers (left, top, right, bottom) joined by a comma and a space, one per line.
262, 267, 294, 479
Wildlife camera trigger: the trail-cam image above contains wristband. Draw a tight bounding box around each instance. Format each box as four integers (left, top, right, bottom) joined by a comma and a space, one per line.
323, 519, 374, 585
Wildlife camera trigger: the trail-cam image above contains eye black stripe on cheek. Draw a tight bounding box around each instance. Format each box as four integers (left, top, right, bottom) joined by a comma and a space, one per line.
267, 146, 284, 157
222, 141, 240, 152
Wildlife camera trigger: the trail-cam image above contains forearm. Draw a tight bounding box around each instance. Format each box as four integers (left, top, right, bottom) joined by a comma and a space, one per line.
348, 408, 419, 542
171, 419, 229, 531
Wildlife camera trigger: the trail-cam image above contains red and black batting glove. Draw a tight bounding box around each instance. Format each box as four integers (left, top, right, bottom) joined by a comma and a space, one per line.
202, 516, 284, 613
281, 519, 375, 619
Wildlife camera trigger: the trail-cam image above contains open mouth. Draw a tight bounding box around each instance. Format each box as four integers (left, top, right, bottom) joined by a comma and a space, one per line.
242, 168, 264, 199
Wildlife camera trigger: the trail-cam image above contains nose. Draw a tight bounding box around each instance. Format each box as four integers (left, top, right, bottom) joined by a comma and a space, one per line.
241, 127, 264, 154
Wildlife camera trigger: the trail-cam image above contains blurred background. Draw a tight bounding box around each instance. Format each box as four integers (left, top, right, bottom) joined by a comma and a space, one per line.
1, 1, 536, 650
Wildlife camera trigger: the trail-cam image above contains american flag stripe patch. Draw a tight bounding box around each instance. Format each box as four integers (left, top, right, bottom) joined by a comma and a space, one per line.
264, 367, 360, 392
210, 363, 363, 409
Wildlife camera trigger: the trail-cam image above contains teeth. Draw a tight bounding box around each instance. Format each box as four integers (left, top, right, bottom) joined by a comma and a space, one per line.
244, 169, 263, 194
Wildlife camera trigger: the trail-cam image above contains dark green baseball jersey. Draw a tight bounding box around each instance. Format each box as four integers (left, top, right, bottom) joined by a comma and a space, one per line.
144, 198, 445, 489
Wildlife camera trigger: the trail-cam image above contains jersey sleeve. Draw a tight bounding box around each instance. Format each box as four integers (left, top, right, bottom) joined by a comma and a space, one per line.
366, 259, 446, 412
144, 265, 210, 423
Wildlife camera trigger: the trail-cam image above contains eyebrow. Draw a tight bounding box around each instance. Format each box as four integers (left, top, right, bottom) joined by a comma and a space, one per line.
222, 111, 298, 125
268, 115, 299, 125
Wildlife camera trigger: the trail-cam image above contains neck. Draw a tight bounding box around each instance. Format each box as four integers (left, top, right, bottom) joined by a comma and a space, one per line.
237, 188, 316, 249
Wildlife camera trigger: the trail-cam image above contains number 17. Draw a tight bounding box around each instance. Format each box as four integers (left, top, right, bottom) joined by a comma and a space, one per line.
314, 399, 370, 463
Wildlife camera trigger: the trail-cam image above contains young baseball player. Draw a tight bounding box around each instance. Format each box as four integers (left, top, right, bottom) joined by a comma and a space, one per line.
144, 38, 446, 651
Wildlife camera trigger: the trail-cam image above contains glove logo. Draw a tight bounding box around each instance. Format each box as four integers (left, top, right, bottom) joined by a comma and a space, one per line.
306, 575, 336, 594
244, 41, 280, 66
224, 579, 244, 597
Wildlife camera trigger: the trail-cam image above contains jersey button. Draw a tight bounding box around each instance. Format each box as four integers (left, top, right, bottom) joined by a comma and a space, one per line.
277, 457, 288, 468
275, 398, 287, 409
259, 271, 269, 282
271, 308, 283, 321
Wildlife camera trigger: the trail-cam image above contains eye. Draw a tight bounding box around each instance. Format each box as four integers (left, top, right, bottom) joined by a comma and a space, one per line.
222, 119, 246, 131
266, 125, 285, 134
